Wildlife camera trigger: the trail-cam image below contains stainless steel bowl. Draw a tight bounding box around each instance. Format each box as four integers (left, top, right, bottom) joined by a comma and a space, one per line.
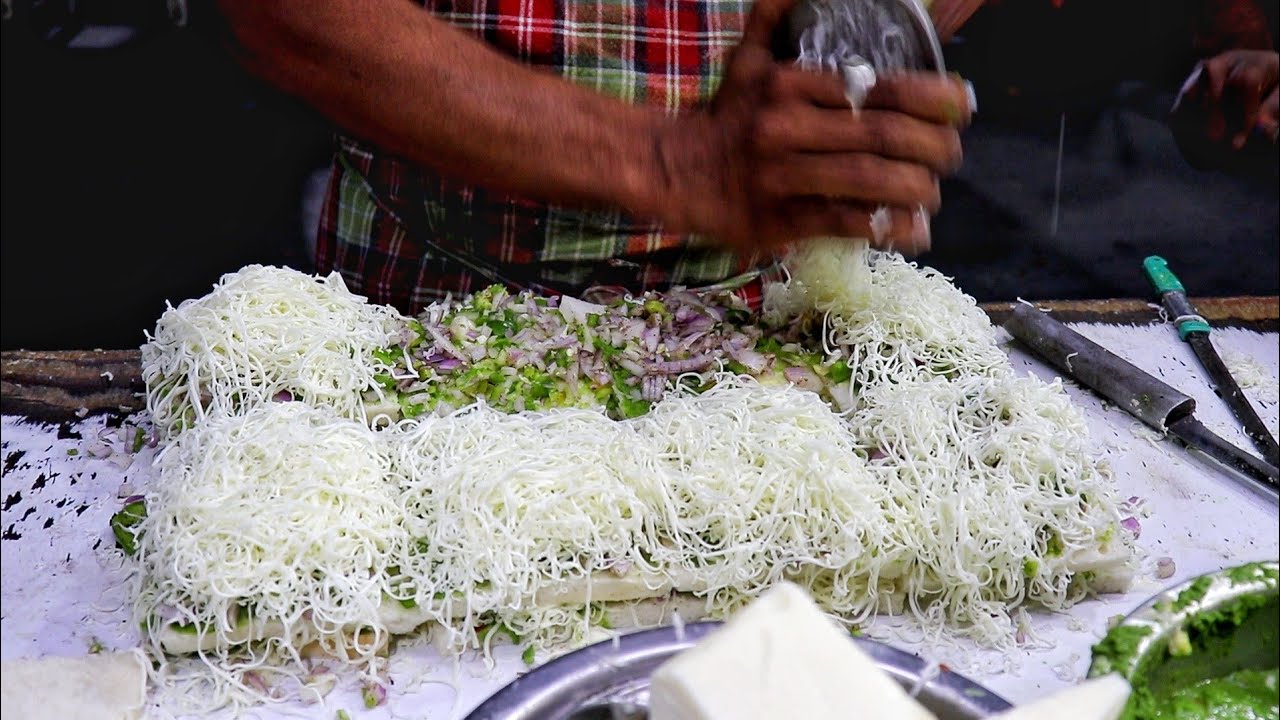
783, 0, 945, 73
1088, 561, 1279, 708
465, 621, 1012, 720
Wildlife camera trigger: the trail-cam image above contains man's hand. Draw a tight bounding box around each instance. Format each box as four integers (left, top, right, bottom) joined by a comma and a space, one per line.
1174, 49, 1280, 149
648, 0, 973, 255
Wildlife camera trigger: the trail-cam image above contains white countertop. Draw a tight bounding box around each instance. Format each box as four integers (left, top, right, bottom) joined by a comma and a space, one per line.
2, 319, 1276, 718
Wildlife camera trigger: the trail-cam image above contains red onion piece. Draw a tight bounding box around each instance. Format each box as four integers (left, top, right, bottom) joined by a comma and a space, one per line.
363, 681, 388, 708
727, 346, 769, 374
642, 325, 660, 353
650, 354, 714, 374
683, 314, 716, 336
433, 357, 463, 372
783, 366, 824, 392
1155, 557, 1176, 579
617, 358, 646, 377
1120, 516, 1141, 538
243, 670, 270, 696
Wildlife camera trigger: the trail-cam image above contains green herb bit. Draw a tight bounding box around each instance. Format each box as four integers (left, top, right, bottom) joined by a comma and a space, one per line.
407, 319, 427, 347
131, 427, 146, 453
1045, 532, 1064, 557
1173, 576, 1213, 610
67, 448, 79, 456
110, 499, 147, 556
584, 603, 613, 629
336, 710, 352, 720
522, 645, 536, 666
479, 622, 523, 646
827, 359, 853, 384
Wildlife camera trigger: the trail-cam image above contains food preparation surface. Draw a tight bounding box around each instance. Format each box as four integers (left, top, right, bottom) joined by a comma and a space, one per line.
2, 316, 1276, 718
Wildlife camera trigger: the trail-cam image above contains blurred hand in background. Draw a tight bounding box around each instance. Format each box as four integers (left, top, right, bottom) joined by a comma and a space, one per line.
1174, 49, 1279, 147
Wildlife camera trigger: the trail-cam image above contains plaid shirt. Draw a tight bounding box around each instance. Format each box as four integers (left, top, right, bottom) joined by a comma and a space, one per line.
316, 0, 781, 315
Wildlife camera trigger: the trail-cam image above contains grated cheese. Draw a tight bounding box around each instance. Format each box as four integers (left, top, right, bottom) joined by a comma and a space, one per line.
139, 265, 408, 439
133, 402, 407, 715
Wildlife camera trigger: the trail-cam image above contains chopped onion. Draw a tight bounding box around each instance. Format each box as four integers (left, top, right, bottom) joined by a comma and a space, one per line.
651, 355, 714, 374
1154, 556, 1176, 579
362, 681, 387, 708
1120, 516, 1141, 538
299, 666, 336, 705
242, 670, 270, 696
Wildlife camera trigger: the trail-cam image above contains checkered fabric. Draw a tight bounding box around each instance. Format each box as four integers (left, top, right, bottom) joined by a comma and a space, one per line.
315, 0, 782, 315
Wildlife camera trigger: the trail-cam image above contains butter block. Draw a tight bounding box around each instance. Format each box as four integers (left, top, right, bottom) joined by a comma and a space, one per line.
647, 581, 937, 720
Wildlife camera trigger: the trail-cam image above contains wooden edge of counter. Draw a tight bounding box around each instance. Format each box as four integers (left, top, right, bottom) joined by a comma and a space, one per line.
2, 350, 146, 422
3, 296, 1277, 421
978, 296, 1280, 333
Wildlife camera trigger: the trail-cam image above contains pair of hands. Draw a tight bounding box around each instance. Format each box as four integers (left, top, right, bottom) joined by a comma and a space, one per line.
650, 0, 974, 256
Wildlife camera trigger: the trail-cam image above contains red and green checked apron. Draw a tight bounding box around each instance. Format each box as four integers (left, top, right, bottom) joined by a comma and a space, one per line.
315, 0, 781, 315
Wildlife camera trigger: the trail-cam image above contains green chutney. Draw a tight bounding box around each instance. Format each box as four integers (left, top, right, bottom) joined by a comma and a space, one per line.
1149, 666, 1278, 720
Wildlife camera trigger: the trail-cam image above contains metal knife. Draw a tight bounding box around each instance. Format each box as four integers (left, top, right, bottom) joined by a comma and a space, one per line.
1003, 304, 1279, 503
1143, 256, 1280, 467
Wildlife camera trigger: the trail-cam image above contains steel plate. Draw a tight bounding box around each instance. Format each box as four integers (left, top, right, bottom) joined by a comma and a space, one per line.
465, 622, 1012, 720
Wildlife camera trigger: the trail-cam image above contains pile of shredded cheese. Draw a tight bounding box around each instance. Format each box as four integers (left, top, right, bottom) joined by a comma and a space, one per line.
134, 402, 406, 715
129, 252, 1136, 714
139, 265, 408, 439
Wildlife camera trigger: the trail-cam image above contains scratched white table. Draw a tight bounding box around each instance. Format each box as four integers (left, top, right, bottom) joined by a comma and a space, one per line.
2, 320, 1276, 719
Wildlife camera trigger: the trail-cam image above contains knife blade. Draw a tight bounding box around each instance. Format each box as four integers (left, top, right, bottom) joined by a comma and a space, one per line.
1143, 256, 1280, 468
1003, 303, 1279, 503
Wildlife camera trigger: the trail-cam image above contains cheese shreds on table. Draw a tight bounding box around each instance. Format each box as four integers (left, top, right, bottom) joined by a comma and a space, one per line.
122, 252, 1137, 714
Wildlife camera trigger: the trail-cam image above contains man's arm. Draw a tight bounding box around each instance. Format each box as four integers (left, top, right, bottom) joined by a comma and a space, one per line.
217, 0, 973, 253
218, 0, 666, 219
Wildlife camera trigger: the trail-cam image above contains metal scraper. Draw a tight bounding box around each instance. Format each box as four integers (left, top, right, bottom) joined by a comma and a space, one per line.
1003, 303, 1279, 503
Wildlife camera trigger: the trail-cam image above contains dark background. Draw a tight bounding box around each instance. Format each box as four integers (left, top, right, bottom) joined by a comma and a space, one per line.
2, 0, 1277, 351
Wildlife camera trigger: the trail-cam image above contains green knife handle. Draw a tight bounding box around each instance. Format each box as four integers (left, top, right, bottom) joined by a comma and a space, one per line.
1143, 256, 1185, 294
1143, 256, 1212, 338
